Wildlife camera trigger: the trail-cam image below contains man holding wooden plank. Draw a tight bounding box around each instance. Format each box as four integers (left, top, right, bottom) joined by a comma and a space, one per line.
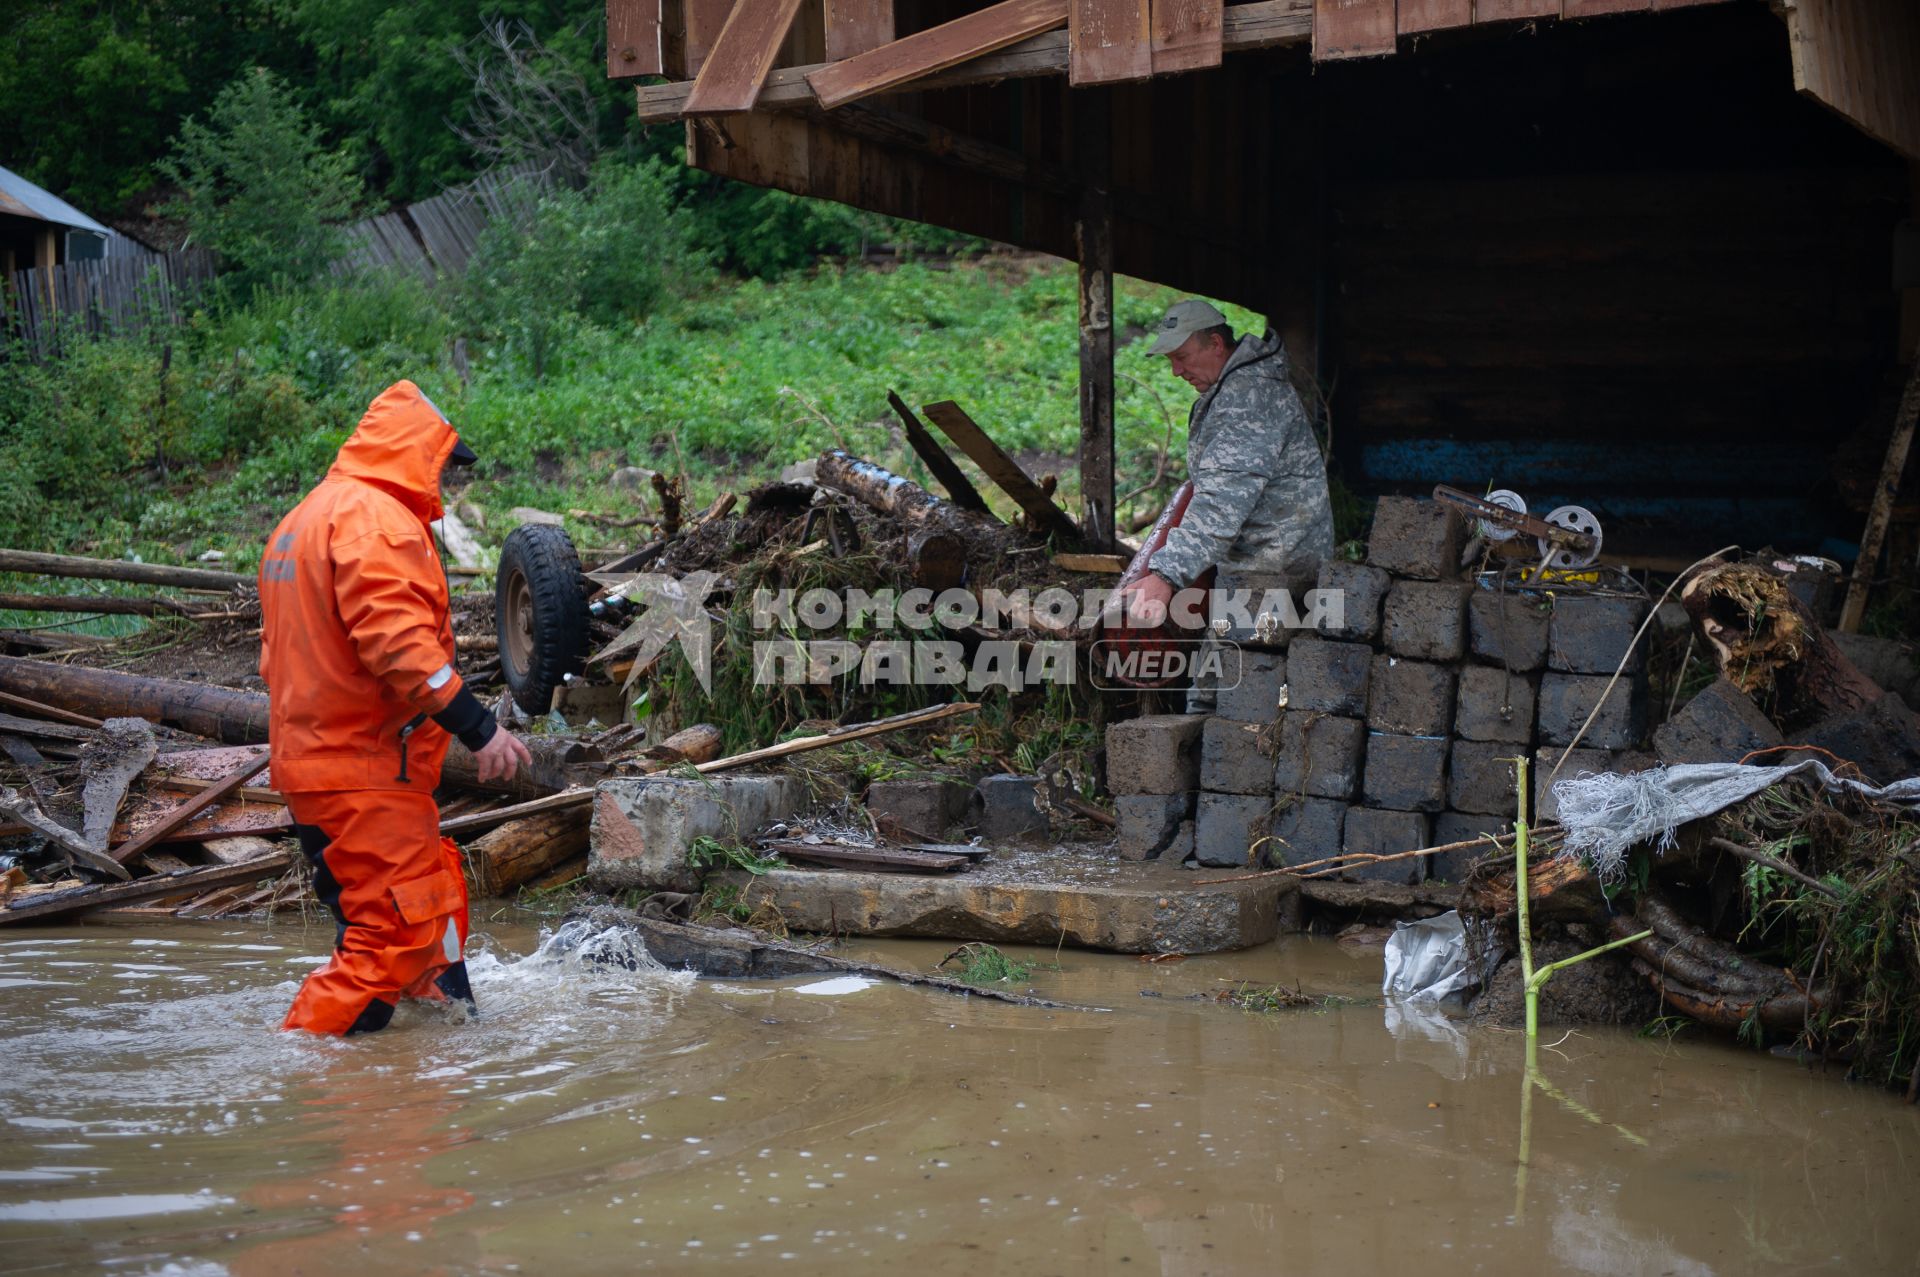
1119, 300, 1334, 707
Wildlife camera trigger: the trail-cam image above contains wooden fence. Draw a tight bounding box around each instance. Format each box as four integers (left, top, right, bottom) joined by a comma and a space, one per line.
6, 161, 554, 357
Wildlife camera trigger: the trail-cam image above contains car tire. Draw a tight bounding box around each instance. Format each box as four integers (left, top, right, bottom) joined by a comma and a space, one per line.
495, 523, 590, 714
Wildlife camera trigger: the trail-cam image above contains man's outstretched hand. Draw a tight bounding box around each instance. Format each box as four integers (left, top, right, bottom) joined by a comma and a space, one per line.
474, 728, 534, 783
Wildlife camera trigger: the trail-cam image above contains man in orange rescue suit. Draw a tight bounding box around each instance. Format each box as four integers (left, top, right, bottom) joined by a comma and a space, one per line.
259, 380, 532, 1035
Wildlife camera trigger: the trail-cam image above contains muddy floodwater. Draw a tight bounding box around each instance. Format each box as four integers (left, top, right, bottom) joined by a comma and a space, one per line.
2, 917, 1918, 1275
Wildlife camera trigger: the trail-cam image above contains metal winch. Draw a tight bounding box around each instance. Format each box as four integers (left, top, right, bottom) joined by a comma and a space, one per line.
1431, 485, 1605, 571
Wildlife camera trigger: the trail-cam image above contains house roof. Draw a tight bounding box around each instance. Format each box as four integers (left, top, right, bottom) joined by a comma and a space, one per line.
0, 165, 110, 235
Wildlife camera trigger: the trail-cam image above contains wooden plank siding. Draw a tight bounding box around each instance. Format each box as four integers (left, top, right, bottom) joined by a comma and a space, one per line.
1398, 0, 1472, 33
685, 0, 809, 114
1562, 0, 1653, 18
1313, 0, 1396, 59
1782, 0, 1920, 163
806, 0, 1070, 109
607, 0, 663, 77
1150, 0, 1223, 74
682, 0, 737, 77
1473, 0, 1558, 22
825, 0, 895, 58
1069, 0, 1153, 86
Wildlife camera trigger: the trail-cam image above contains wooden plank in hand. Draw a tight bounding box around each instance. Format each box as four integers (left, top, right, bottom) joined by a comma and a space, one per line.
1398, 0, 1472, 32
1313, 0, 1396, 59
1150, 0, 1223, 74
685, 0, 809, 114
806, 0, 1069, 110
607, 0, 664, 78
920, 401, 1083, 543
887, 391, 991, 513
1070, 0, 1152, 85
110, 750, 270, 864
0, 851, 293, 925
824, 0, 894, 59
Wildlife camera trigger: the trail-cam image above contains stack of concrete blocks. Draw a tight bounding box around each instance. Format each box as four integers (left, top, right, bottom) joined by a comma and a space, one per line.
1270, 497, 1656, 884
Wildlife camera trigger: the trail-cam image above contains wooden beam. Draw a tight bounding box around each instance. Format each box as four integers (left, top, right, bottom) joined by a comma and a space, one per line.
683, 0, 736, 77
1782, 0, 1920, 164
1473, 0, 1557, 22
1562, 0, 1650, 16
1075, 90, 1117, 552
0, 851, 293, 926
607, 0, 664, 78
1313, 0, 1396, 59
1070, 0, 1152, 86
685, 0, 808, 114
1398, 0, 1472, 33
637, 0, 1310, 121
823, 0, 893, 59
805, 0, 1069, 111
887, 391, 992, 513
110, 750, 271, 865
921, 401, 1084, 543
1150, 0, 1223, 74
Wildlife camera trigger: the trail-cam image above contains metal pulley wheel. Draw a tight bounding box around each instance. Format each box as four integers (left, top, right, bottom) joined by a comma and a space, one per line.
1479, 490, 1527, 542
1536, 505, 1603, 570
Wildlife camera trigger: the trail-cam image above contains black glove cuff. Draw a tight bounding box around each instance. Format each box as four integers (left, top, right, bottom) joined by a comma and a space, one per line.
432, 685, 498, 752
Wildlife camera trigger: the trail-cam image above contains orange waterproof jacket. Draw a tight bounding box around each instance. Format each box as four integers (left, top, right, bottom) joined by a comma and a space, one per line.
259, 381, 480, 793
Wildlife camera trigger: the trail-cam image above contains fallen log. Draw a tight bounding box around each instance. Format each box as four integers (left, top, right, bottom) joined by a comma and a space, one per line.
1680, 560, 1882, 731
0, 850, 294, 925
1608, 894, 1828, 1034
816, 450, 1004, 588
0, 549, 248, 593
0, 592, 197, 616
466, 807, 590, 896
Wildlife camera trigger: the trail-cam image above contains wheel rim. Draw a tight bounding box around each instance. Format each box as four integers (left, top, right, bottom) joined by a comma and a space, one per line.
503, 568, 537, 680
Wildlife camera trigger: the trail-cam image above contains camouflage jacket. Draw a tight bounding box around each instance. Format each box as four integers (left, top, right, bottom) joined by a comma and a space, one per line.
1147, 331, 1335, 588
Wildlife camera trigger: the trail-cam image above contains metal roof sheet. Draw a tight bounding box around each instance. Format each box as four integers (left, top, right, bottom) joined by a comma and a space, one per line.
0, 165, 111, 234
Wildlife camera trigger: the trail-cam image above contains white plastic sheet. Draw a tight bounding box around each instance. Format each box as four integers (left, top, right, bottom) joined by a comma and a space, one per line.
1381, 909, 1479, 1003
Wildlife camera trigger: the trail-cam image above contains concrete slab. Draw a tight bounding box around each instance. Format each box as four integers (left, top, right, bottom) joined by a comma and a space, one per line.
716, 846, 1293, 954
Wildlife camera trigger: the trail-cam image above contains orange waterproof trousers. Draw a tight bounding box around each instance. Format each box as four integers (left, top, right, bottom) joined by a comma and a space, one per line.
282, 789, 472, 1035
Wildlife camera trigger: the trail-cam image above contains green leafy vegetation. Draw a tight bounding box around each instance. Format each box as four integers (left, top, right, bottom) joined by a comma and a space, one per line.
937, 942, 1034, 986
686, 836, 782, 877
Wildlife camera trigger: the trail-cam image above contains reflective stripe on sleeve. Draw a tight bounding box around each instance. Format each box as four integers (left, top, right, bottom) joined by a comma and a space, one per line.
427, 663, 455, 691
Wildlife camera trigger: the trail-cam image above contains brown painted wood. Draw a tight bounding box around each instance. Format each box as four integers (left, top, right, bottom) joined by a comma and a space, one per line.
762, 841, 970, 873
887, 391, 992, 513
1473, 0, 1558, 21
683, 0, 736, 76
1150, 0, 1223, 74
685, 0, 808, 114
1069, 0, 1152, 86
0, 851, 293, 926
1398, 0, 1472, 33
824, 0, 893, 59
1313, 0, 1396, 60
607, 0, 664, 77
922, 401, 1084, 543
805, 0, 1069, 111
1562, 0, 1650, 16
111, 751, 270, 864
0, 691, 102, 729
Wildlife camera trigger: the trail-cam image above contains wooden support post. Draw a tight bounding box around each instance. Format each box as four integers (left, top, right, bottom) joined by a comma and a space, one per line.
1075, 87, 1116, 554
1838, 355, 1920, 632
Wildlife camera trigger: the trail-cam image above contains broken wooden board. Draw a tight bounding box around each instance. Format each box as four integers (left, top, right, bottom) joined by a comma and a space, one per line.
684, 0, 808, 115
886, 391, 991, 514
0, 690, 102, 728
920, 401, 1083, 543
762, 840, 970, 873
0, 784, 129, 880
78, 718, 157, 855
1069, 0, 1152, 86
0, 851, 294, 925
111, 751, 272, 863
898, 842, 993, 861
1313, 0, 1396, 59
1052, 552, 1128, 573
806, 0, 1069, 110
1150, 0, 1223, 74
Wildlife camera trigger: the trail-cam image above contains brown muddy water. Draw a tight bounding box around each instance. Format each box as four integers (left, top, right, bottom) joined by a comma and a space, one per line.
2, 916, 1917, 1276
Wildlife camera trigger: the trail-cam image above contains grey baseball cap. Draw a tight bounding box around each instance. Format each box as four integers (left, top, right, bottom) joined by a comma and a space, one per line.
1147, 298, 1229, 356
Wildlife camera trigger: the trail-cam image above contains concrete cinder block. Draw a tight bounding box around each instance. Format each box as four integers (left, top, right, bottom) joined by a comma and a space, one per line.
1201, 716, 1275, 796
1469, 591, 1551, 672
1447, 740, 1526, 817
1361, 732, 1449, 813
590, 774, 804, 893
1340, 807, 1431, 884
1794, 693, 1920, 787
1538, 671, 1648, 749
1654, 678, 1784, 765
1217, 649, 1286, 723
1194, 791, 1276, 868
1430, 810, 1512, 883
1367, 496, 1463, 581
1106, 714, 1205, 795
1533, 748, 1619, 824
1316, 560, 1392, 643
1264, 796, 1346, 869
1116, 792, 1196, 861
1214, 566, 1315, 649
1454, 665, 1538, 744
1271, 712, 1367, 800
1382, 581, 1472, 662
1286, 638, 1372, 717
865, 777, 971, 841
1548, 594, 1648, 676
971, 774, 1048, 843
1368, 656, 1456, 737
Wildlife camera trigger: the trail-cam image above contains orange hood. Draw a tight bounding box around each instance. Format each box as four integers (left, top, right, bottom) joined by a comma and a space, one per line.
326, 380, 460, 523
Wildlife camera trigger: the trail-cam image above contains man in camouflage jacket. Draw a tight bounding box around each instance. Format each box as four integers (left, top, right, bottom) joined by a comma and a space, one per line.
1128, 298, 1334, 611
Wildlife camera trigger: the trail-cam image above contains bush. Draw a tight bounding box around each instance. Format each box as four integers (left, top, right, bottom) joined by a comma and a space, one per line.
160, 68, 365, 296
